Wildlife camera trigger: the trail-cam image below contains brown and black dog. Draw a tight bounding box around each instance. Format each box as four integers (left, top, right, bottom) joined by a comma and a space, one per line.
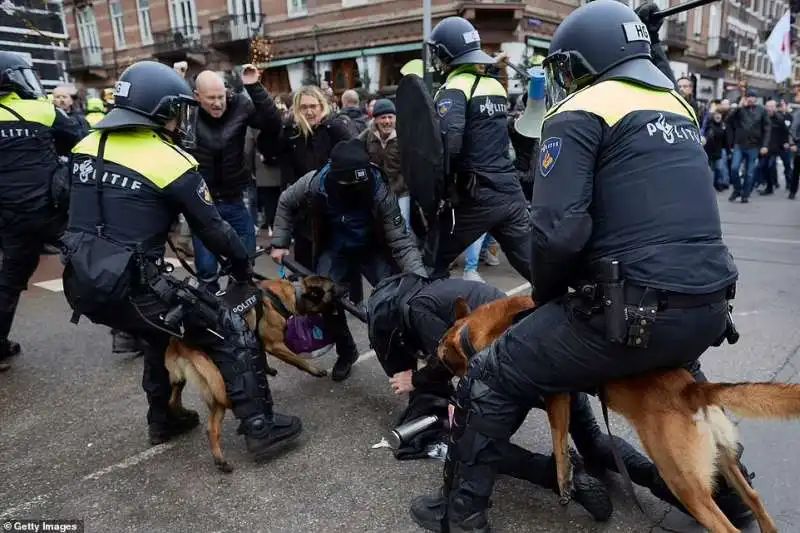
437, 294, 800, 533
163, 275, 336, 472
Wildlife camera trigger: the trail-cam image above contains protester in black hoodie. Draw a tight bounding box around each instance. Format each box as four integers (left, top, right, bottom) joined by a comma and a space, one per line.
726, 89, 770, 203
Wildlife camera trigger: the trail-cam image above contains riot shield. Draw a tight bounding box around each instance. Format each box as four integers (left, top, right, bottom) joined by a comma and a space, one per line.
395, 75, 444, 223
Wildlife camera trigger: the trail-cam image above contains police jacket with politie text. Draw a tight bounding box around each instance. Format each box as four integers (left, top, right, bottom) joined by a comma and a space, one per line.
271, 167, 427, 276
65, 129, 249, 270
434, 65, 521, 194
531, 79, 737, 305
189, 83, 283, 202
0, 92, 84, 211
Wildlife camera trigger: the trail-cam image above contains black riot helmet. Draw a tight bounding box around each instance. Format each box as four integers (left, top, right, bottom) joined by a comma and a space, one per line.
96, 60, 198, 148
543, 0, 673, 108
427, 17, 496, 72
0, 51, 45, 100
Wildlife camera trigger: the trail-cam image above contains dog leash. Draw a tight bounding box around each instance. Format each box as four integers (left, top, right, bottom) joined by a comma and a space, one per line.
598, 386, 647, 514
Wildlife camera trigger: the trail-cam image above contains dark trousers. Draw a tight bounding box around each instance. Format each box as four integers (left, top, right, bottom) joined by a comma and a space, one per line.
791, 153, 800, 195
316, 248, 393, 357
428, 188, 532, 282
440, 294, 728, 517
0, 208, 64, 339
63, 274, 274, 428
257, 186, 281, 229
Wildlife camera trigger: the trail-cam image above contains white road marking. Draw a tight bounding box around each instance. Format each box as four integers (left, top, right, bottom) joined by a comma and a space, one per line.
33, 278, 63, 292
81, 442, 177, 481
725, 235, 800, 246
354, 281, 531, 365
32, 257, 187, 293
0, 443, 178, 518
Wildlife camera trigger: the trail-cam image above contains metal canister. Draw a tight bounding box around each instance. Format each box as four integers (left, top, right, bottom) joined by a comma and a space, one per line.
388, 415, 441, 449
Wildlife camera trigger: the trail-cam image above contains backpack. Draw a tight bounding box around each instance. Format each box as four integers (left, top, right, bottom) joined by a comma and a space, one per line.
335, 112, 365, 137
366, 272, 429, 376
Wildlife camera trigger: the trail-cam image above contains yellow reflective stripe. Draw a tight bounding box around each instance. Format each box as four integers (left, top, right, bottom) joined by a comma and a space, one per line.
670, 90, 699, 126
72, 129, 198, 189
0, 94, 56, 126
445, 73, 507, 100
546, 80, 695, 127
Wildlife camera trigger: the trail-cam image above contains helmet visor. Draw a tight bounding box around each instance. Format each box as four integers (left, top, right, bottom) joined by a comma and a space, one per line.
176, 97, 198, 150
542, 51, 596, 109
4, 67, 44, 99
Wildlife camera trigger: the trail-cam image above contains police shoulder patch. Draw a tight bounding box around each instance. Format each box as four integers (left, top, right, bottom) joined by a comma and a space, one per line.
196, 180, 213, 205
538, 137, 562, 177
437, 98, 453, 117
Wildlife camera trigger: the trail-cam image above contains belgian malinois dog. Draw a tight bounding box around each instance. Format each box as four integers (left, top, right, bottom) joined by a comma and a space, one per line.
437, 295, 800, 533
163, 276, 336, 472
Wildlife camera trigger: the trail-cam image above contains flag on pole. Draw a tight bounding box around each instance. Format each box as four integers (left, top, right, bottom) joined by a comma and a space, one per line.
766, 11, 792, 83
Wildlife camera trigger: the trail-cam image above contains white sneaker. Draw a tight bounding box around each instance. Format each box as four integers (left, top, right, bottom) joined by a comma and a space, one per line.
463, 270, 485, 283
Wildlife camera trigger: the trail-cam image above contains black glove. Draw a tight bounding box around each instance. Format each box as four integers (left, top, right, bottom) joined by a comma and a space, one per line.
230, 259, 254, 284
635, 2, 663, 43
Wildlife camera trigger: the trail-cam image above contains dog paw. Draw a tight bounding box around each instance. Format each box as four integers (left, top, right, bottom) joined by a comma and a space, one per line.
215, 459, 234, 473
266, 366, 278, 377
313, 369, 328, 378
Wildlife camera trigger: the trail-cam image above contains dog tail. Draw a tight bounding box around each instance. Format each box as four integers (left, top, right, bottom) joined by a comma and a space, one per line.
683, 381, 800, 419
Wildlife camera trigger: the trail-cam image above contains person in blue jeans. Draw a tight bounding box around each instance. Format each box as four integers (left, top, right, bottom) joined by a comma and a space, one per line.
462, 234, 487, 282
727, 90, 770, 203
187, 68, 283, 291
192, 201, 256, 293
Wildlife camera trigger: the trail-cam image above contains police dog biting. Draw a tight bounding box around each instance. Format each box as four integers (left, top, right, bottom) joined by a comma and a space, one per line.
164, 276, 336, 472
438, 295, 800, 533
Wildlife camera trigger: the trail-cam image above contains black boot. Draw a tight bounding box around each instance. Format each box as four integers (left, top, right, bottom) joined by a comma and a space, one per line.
327, 306, 359, 382
111, 329, 144, 355
212, 309, 303, 462
0, 339, 21, 362
148, 406, 200, 445
495, 442, 612, 521
410, 488, 491, 533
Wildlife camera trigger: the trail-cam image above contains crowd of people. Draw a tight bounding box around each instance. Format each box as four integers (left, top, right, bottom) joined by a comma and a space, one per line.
0, 0, 773, 530
684, 80, 800, 202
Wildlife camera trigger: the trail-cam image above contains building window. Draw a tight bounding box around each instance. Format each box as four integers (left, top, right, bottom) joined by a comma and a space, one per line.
109, 1, 126, 48
170, 0, 199, 33
287, 0, 307, 17
137, 0, 153, 44
693, 8, 703, 37
75, 7, 101, 50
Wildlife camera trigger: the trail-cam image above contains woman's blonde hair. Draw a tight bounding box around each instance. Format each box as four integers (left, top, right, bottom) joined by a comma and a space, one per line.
292, 85, 330, 138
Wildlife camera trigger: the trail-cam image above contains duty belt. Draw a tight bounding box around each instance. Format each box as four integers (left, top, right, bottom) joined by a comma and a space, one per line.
624, 284, 729, 310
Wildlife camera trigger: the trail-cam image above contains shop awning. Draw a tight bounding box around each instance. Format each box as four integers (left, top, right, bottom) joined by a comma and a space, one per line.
315, 42, 423, 62
258, 56, 312, 69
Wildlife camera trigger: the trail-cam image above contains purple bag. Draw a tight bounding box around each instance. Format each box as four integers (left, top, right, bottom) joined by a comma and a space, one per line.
285, 314, 334, 358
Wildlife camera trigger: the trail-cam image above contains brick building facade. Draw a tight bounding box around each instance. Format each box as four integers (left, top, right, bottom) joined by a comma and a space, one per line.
59, 0, 793, 102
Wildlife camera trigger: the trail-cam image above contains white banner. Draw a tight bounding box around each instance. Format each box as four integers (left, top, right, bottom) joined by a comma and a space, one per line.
766, 11, 793, 83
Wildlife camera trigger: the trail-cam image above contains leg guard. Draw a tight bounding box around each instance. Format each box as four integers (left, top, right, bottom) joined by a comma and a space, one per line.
202, 308, 274, 434
326, 304, 359, 382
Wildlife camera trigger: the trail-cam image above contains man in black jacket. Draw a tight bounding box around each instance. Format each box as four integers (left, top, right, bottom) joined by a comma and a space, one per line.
189, 67, 283, 293
726, 89, 770, 203
757, 99, 790, 195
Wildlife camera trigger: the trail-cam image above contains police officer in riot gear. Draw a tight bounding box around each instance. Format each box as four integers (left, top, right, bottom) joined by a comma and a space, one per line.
61, 61, 303, 459
410, 2, 752, 531
0, 51, 83, 371
425, 17, 532, 281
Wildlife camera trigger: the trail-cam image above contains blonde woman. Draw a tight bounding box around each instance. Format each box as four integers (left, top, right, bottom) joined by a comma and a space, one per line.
258, 85, 352, 270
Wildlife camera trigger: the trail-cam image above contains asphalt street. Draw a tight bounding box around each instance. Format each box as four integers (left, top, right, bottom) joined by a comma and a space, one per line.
2, 190, 800, 533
